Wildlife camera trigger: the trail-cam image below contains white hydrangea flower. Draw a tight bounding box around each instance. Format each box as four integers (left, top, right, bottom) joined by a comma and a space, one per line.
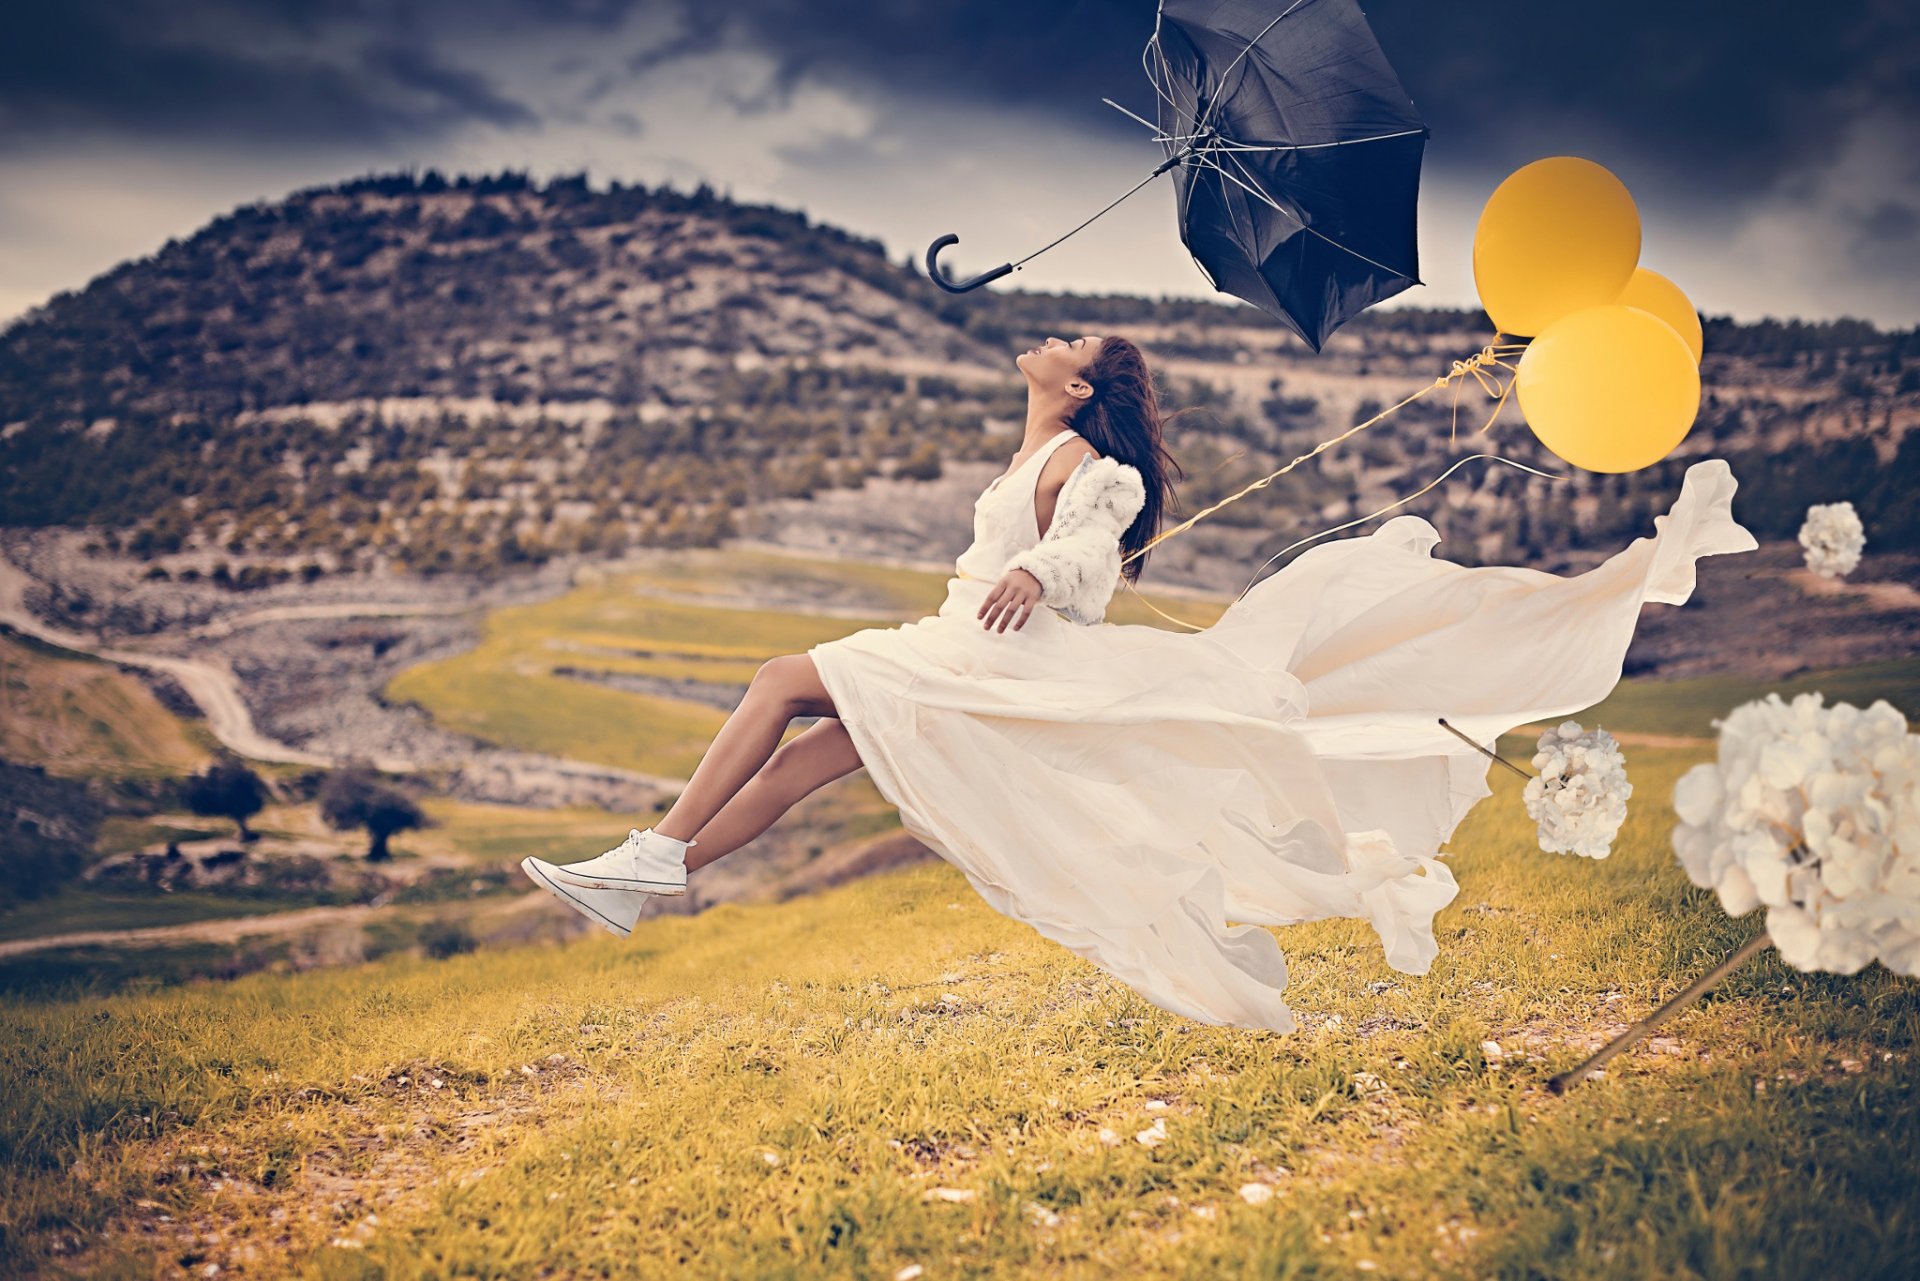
1672, 691, 1920, 975
1797, 501, 1865, 579
1524, 720, 1632, 858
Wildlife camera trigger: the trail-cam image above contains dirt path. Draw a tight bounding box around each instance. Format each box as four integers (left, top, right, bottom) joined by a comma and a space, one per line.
0, 903, 381, 959
1788, 567, 1920, 611
0, 554, 337, 765
0, 554, 463, 770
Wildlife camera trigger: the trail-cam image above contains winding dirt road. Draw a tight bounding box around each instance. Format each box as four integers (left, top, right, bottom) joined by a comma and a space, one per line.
0, 553, 469, 769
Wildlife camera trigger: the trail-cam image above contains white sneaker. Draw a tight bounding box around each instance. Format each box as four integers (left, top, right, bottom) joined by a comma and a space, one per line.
520, 856, 647, 938
548, 827, 692, 894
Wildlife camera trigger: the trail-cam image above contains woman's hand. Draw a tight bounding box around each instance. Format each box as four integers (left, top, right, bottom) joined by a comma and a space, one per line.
978, 568, 1044, 633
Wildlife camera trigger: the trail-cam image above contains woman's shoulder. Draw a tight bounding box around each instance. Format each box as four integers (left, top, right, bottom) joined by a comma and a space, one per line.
1078, 451, 1143, 490
1046, 433, 1145, 494
1061, 452, 1146, 511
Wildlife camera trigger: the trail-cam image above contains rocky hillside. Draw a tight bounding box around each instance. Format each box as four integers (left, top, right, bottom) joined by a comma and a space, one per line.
0, 171, 1002, 419
1, 169, 1916, 586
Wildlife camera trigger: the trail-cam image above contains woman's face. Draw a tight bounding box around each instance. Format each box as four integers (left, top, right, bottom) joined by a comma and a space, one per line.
1016, 334, 1103, 386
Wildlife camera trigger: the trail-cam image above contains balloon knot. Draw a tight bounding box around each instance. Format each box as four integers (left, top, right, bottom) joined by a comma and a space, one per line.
1434, 345, 1508, 388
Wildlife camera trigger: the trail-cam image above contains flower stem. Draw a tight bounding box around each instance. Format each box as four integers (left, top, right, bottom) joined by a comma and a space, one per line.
1436, 717, 1532, 780
1547, 930, 1773, 1095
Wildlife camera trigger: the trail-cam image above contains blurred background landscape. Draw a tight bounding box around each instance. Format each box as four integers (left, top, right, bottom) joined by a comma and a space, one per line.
2, 167, 1917, 995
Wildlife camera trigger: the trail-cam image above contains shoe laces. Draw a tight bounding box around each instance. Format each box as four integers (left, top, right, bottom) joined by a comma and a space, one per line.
630, 826, 696, 850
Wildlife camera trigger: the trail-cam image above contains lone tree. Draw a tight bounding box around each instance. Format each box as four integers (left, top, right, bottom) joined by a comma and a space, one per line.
183, 759, 269, 842
319, 767, 425, 861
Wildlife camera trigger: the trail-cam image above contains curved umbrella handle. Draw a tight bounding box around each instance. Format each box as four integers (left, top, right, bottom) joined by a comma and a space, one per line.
924, 234, 1014, 294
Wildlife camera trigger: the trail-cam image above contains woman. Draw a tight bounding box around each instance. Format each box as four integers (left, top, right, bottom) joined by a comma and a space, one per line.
523, 334, 1757, 1034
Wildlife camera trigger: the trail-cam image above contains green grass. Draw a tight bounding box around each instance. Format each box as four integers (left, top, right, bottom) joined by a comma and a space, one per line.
3, 745, 1914, 1277
90, 818, 230, 860
601, 546, 964, 615
0, 938, 302, 1001
1575, 656, 1920, 738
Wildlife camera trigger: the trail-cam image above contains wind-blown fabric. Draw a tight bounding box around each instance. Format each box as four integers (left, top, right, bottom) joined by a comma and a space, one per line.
807, 433, 1759, 1032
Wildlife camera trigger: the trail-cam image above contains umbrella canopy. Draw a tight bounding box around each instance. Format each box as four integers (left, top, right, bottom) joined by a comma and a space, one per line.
1148, 0, 1428, 351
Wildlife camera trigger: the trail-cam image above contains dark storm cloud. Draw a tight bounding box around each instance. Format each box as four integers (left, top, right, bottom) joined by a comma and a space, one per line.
651, 0, 1919, 209
4, 0, 1914, 208
0, 0, 540, 148
1370, 1, 1920, 204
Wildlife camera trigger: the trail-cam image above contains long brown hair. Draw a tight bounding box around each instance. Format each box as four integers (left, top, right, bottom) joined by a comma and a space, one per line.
1067, 335, 1188, 584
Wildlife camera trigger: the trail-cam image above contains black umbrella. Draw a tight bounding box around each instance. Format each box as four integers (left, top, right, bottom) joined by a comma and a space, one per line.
926, 0, 1428, 353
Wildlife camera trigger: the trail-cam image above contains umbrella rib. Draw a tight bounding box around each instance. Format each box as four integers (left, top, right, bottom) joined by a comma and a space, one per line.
1192, 0, 1315, 135
1102, 97, 1161, 132
1192, 150, 1285, 214
1196, 149, 1252, 254
1217, 146, 1289, 212
1142, 35, 1189, 123
1293, 222, 1415, 279
1207, 151, 1273, 294
1212, 128, 1428, 152
1209, 160, 1285, 315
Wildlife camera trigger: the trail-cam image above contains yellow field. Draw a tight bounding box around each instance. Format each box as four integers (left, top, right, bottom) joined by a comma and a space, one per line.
3, 744, 1915, 1277
383, 547, 1227, 779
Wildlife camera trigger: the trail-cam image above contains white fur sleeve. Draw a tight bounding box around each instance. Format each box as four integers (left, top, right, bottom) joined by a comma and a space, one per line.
1003, 457, 1147, 625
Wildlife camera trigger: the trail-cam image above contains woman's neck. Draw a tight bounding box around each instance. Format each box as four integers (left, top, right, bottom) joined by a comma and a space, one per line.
1021, 403, 1077, 449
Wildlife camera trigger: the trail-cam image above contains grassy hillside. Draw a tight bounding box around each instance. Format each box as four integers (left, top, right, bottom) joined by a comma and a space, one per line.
0, 629, 214, 778
1568, 656, 1920, 739
4, 745, 1914, 1278
383, 549, 1231, 778
383, 567, 861, 778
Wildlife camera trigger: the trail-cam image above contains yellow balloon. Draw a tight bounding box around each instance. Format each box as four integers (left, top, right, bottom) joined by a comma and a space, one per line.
1474, 157, 1641, 337
1614, 267, 1703, 362
1515, 304, 1699, 473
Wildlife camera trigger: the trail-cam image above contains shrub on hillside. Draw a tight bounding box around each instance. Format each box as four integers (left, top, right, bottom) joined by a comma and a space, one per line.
0, 763, 101, 909
183, 759, 269, 841
319, 767, 427, 861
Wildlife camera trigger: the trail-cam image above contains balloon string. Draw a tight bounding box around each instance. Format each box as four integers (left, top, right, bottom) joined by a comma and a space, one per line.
1121, 342, 1522, 570
1121, 450, 1565, 631
1231, 452, 1565, 602
1118, 576, 1211, 631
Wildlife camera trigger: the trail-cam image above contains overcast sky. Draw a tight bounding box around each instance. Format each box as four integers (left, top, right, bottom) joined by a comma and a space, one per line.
2, 1, 1915, 330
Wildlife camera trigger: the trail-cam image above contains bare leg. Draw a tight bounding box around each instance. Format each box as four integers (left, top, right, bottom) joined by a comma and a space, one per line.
651, 653, 839, 844
681, 715, 865, 872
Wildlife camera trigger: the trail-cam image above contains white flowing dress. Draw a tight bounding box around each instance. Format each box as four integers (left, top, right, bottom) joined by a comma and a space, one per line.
806, 428, 1758, 1033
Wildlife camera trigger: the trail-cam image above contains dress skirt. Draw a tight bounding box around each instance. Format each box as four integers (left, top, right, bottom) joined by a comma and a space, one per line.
805, 459, 1757, 1032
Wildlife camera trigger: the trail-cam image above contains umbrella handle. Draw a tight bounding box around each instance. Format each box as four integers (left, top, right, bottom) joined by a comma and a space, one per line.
924, 234, 1013, 294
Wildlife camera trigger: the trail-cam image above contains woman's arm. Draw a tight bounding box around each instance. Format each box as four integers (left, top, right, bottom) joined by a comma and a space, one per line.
980, 443, 1099, 633
1003, 456, 1147, 625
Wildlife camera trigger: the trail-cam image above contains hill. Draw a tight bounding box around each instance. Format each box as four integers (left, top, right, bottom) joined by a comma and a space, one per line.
2, 169, 1917, 600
